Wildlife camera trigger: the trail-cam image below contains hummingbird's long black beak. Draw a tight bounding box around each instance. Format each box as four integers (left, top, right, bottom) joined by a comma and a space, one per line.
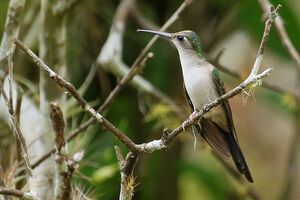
137, 29, 172, 39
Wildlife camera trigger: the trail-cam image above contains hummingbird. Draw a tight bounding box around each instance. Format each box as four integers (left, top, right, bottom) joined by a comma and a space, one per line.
137, 29, 253, 183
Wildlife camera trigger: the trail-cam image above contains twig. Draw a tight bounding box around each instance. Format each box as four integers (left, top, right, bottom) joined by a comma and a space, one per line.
15, 39, 138, 153
0, 187, 40, 200
133, 52, 154, 76
206, 55, 300, 102
115, 147, 138, 200
248, 5, 281, 78
258, 0, 300, 72
0, 81, 33, 178
15, 86, 25, 190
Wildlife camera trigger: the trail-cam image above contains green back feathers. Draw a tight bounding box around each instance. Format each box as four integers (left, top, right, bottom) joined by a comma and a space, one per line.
186, 32, 203, 58
212, 67, 223, 85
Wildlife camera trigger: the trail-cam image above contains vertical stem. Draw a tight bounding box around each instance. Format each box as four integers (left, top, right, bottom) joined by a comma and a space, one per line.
0, 0, 26, 80
115, 147, 138, 200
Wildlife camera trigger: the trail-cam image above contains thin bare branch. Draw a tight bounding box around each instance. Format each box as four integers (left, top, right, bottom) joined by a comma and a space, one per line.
248, 4, 281, 77
258, 0, 300, 72
0, 187, 39, 200
15, 39, 138, 153
206, 55, 300, 102
0, 82, 33, 178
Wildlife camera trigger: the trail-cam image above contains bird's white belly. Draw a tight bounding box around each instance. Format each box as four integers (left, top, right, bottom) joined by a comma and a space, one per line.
183, 67, 217, 110
182, 66, 228, 129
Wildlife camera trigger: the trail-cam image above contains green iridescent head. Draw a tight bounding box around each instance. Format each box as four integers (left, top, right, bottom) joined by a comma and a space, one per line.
137, 29, 203, 58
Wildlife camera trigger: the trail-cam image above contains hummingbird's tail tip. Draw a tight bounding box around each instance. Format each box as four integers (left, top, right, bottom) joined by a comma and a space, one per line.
244, 171, 254, 183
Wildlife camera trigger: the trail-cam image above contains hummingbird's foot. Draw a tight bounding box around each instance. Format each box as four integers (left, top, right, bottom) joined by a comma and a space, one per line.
182, 110, 199, 132
189, 110, 199, 122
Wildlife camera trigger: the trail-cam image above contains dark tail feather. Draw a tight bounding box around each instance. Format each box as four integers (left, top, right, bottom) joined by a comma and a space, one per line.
224, 133, 253, 183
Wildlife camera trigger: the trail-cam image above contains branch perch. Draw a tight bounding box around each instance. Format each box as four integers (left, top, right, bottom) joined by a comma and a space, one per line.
206, 55, 300, 102
15, 39, 138, 153
135, 4, 280, 153
14, 38, 272, 154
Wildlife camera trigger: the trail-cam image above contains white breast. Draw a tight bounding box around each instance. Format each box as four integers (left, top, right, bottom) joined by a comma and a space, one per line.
179, 51, 218, 110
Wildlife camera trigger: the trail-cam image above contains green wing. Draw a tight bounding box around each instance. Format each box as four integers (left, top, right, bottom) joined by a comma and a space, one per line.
212, 67, 238, 141
212, 68, 253, 182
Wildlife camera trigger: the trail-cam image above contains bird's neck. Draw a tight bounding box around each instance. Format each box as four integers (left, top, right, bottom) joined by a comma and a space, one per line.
177, 49, 207, 72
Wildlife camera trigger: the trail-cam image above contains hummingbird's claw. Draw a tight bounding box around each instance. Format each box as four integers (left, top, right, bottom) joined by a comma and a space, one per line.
182, 110, 199, 132
189, 110, 199, 122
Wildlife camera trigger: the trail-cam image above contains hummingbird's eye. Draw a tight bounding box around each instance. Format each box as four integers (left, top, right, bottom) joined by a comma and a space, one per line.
177, 35, 184, 42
